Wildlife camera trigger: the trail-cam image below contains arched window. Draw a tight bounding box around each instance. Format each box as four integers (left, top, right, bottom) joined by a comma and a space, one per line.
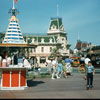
51, 24, 56, 30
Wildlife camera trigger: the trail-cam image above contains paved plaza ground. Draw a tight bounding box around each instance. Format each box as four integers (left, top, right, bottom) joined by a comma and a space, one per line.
0, 68, 100, 99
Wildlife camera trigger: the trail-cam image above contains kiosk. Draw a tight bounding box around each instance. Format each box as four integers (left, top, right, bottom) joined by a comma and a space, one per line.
0, 0, 37, 90
0, 66, 27, 90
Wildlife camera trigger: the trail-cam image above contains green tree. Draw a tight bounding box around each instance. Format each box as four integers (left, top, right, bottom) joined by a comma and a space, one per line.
49, 48, 61, 59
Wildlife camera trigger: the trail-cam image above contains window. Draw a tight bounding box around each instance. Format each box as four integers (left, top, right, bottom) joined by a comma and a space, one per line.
34, 48, 36, 52
41, 47, 44, 52
12, 37, 18, 40
62, 38, 64, 41
31, 48, 32, 53
11, 21, 16, 23
8, 27, 12, 29
40, 57, 46, 63
13, 24, 17, 26
7, 34, 19, 36
29, 48, 32, 53
8, 37, 12, 39
17, 28, 20, 30
9, 27, 17, 29
12, 31, 17, 33
9, 24, 17, 26
8, 31, 18, 33
19, 34, 22, 36
50, 47, 52, 52
18, 31, 21, 33
51, 24, 56, 30
13, 27, 17, 29
4, 41, 7, 43
19, 38, 23, 40
8, 31, 12, 32
7, 34, 12, 36
10, 24, 13, 26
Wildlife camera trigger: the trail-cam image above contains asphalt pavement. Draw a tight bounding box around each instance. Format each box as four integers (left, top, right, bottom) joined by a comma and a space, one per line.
0, 68, 100, 99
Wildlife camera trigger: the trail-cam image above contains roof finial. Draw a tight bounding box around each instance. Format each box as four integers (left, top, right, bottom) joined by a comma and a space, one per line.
57, 4, 59, 17
9, 0, 19, 16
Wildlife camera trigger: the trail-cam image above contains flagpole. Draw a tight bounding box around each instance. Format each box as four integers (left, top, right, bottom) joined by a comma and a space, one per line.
13, 0, 15, 9
57, 4, 59, 17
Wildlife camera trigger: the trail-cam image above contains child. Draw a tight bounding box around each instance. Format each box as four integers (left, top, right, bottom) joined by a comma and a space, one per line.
85, 61, 95, 90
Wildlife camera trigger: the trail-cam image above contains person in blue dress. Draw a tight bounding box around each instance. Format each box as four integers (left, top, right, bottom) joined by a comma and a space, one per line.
56, 55, 63, 78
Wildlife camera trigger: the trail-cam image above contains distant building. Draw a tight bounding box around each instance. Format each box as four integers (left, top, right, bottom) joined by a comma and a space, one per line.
74, 40, 92, 56
90, 45, 100, 54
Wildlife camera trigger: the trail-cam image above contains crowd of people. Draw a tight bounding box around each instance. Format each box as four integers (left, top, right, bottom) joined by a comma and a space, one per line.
0, 54, 96, 90
0, 55, 32, 69
46, 55, 95, 90
46, 55, 73, 80
0, 56, 12, 67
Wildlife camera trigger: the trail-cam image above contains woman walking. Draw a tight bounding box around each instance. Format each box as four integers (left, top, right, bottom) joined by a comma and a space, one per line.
62, 60, 67, 78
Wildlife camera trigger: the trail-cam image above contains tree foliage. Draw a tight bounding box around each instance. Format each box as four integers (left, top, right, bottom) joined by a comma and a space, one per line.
49, 48, 61, 59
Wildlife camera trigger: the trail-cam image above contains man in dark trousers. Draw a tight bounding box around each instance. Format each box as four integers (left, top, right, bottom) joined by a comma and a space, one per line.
85, 61, 95, 90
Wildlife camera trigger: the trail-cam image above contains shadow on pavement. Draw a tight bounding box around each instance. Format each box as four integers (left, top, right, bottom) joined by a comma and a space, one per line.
27, 80, 45, 87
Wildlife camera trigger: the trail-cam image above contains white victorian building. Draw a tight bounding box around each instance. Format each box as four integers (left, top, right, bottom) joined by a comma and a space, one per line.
25, 17, 70, 67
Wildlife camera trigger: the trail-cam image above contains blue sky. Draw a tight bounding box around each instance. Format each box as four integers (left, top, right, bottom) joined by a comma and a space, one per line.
0, 0, 100, 49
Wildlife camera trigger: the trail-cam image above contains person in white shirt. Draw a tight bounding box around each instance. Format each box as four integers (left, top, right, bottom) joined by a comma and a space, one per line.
85, 56, 91, 65
23, 57, 31, 69
7, 57, 11, 66
46, 60, 52, 73
80, 55, 85, 64
51, 57, 60, 79
2, 59, 7, 67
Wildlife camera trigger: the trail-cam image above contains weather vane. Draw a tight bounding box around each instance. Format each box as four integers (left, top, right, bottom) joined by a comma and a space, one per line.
8, 0, 19, 16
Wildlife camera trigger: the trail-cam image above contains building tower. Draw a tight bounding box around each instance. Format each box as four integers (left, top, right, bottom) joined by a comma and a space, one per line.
2, 0, 26, 44
47, 5, 70, 56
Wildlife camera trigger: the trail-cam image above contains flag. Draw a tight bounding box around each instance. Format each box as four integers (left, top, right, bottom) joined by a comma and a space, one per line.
15, 0, 18, 4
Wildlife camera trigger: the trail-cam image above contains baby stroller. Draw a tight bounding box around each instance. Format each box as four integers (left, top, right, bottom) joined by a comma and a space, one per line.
66, 63, 72, 75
